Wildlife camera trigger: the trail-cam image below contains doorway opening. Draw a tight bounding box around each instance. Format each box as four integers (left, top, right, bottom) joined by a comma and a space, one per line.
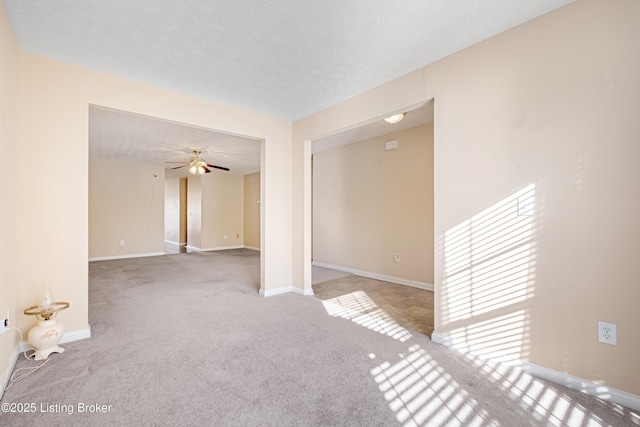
88, 105, 263, 288
309, 100, 435, 336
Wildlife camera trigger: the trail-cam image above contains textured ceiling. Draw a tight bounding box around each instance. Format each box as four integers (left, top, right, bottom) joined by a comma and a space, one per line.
313, 101, 434, 154
5, 0, 573, 174
89, 106, 261, 177
4, 0, 573, 121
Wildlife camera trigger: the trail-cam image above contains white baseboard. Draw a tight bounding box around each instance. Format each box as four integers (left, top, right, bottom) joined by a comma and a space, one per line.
0, 345, 21, 400
243, 246, 260, 251
93, 243, 239, 261
260, 285, 313, 297
1, 326, 91, 400
260, 286, 293, 297
18, 326, 92, 353
292, 287, 314, 296
60, 326, 92, 345
431, 331, 640, 412
164, 240, 186, 246
187, 245, 249, 252
199, 245, 245, 252
312, 261, 434, 291
89, 252, 165, 262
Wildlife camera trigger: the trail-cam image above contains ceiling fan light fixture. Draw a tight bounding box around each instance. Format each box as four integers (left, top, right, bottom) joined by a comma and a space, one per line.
384, 112, 406, 124
188, 154, 207, 175
189, 164, 206, 175
169, 150, 228, 175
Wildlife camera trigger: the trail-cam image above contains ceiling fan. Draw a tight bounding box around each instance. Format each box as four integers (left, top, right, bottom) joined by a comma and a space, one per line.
166, 150, 230, 175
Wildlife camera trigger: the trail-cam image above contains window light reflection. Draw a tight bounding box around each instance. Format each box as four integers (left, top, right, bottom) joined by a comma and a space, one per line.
321, 290, 412, 342
370, 344, 636, 426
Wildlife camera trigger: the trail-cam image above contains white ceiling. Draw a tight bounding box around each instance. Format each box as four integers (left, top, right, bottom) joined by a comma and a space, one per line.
89, 106, 261, 177
313, 101, 435, 154
4, 0, 573, 173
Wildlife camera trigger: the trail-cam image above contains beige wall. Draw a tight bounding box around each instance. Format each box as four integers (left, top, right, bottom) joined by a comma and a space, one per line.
200, 170, 244, 249
178, 173, 247, 251
313, 124, 434, 284
89, 159, 165, 259
164, 177, 187, 246
3, 0, 638, 401
12, 49, 292, 337
293, 0, 640, 395
244, 172, 261, 250
164, 178, 181, 245
179, 178, 187, 244
187, 175, 202, 249
0, 1, 19, 390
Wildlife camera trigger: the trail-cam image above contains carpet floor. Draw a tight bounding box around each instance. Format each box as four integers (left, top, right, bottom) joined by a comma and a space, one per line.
1, 249, 638, 426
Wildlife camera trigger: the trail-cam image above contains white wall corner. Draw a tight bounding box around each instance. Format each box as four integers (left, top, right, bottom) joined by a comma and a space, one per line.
431, 332, 640, 412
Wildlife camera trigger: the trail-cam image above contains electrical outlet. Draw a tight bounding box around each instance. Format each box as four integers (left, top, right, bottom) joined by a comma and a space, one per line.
0, 308, 7, 333
598, 321, 617, 346
394, 253, 401, 263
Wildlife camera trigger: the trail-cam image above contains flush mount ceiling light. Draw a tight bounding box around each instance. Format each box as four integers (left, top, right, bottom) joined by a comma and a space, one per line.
384, 112, 406, 124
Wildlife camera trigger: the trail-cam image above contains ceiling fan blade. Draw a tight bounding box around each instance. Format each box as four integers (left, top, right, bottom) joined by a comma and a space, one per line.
204, 166, 212, 173
207, 164, 230, 171
171, 165, 188, 170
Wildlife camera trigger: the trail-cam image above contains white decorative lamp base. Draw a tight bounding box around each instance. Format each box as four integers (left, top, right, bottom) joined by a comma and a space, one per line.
27, 318, 65, 360
24, 301, 69, 361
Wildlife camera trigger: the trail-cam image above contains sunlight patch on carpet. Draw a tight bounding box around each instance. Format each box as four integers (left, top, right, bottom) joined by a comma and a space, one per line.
371, 343, 618, 426
371, 344, 497, 426
321, 290, 412, 342
483, 357, 612, 426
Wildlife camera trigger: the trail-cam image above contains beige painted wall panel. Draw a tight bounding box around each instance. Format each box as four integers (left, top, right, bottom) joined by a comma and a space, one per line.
427, 0, 640, 394
164, 178, 181, 245
15, 57, 90, 338
15, 50, 292, 335
0, 1, 19, 387
293, 0, 640, 395
200, 170, 244, 249
313, 124, 434, 284
89, 159, 165, 258
244, 172, 261, 249
187, 176, 202, 249
165, 177, 187, 246
179, 178, 187, 244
